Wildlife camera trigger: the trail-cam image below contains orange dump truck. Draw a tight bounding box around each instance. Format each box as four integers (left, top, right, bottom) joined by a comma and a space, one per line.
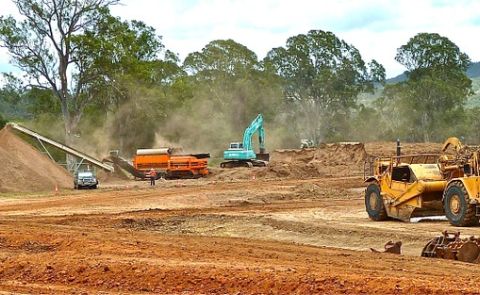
133, 148, 209, 179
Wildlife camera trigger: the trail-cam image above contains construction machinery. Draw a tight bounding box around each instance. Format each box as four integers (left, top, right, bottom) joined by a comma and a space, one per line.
106, 148, 209, 179
221, 114, 270, 168
8, 123, 114, 173
421, 231, 480, 263
364, 137, 480, 226
300, 139, 315, 149
370, 241, 402, 254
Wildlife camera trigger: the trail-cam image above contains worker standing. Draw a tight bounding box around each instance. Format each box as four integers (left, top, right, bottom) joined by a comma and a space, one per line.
149, 168, 157, 186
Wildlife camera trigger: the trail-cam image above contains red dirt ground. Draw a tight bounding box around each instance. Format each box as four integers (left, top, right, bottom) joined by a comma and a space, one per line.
1, 135, 476, 294
1, 176, 480, 294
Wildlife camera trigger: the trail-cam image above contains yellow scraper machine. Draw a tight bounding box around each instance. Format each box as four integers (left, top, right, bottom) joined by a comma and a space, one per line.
364, 138, 480, 227
365, 138, 480, 262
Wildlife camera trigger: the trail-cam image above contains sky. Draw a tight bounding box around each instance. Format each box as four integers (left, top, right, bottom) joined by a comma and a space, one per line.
0, 0, 480, 78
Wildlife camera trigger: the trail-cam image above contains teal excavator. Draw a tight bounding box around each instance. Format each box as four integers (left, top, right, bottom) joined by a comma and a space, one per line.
220, 114, 270, 168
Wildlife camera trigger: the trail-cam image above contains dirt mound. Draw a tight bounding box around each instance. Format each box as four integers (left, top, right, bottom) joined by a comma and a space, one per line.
210, 141, 444, 180
365, 142, 443, 157
209, 143, 368, 180
266, 142, 368, 178
0, 126, 72, 193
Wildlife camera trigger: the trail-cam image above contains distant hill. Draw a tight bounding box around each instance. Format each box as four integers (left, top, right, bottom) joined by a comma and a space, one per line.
359, 69, 480, 108
467, 62, 480, 77
387, 61, 480, 84
466, 76, 480, 108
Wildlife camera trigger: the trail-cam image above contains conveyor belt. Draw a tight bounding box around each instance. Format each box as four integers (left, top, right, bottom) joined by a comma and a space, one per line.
8, 123, 114, 172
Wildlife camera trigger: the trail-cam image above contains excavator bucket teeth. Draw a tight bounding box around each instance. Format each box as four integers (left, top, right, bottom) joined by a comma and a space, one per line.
457, 241, 480, 263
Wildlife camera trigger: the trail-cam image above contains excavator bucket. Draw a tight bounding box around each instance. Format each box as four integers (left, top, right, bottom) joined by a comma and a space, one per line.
256, 153, 270, 162
421, 231, 480, 263
370, 241, 402, 254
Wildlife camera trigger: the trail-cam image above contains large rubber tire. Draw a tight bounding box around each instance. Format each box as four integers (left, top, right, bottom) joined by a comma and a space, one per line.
365, 183, 388, 221
443, 181, 478, 227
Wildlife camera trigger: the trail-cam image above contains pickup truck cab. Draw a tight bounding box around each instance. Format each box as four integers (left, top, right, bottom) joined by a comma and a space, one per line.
74, 171, 98, 189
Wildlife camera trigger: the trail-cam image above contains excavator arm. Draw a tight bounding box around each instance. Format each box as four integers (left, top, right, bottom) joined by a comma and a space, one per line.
442, 137, 464, 153
242, 114, 266, 153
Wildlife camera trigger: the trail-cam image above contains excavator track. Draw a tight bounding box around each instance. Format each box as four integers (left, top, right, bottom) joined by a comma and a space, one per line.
220, 160, 268, 168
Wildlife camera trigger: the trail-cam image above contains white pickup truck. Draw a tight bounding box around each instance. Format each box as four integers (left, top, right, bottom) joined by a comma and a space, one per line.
74, 171, 98, 189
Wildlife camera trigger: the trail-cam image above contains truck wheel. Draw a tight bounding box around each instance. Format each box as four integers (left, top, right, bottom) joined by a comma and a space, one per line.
444, 182, 478, 227
365, 183, 388, 221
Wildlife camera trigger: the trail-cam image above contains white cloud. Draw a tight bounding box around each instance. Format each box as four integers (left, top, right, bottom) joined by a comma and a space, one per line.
110, 0, 480, 77
1, 0, 479, 78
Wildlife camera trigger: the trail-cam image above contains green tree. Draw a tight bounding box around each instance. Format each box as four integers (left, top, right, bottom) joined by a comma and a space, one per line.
0, 113, 6, 128
171, 39, 284, 155
396, 33, 470, 75
0, 0, 166, 145
73, 12, 179, 109
184, 39, 259, 79
0, 0, 114, 142
72, 11, 182, 154
384, 33, 472, 142
264, 30, 385, 143
0, 75, 24, 119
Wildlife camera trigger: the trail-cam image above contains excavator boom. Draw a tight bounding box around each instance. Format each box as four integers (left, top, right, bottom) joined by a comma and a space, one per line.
221, 114, 269, 168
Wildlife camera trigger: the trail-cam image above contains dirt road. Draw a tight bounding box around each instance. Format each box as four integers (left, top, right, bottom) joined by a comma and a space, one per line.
1, 176, 480, 294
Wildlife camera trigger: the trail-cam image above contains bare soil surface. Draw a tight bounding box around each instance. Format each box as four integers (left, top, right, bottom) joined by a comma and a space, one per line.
1, 175, 480, 294
365, 141, 443, 157
0, 127, 72, 193
1, 138, 478, 294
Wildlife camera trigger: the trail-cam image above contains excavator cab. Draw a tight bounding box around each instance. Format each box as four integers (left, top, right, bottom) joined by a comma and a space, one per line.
229, 142, 244, 149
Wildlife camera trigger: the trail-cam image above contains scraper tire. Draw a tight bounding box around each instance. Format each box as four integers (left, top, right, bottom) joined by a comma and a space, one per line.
365, 183, 387, 221
444, 181, 478, 227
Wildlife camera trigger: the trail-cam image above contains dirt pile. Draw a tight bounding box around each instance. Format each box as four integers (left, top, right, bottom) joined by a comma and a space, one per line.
209, 141, 444, 180
209, 143, 369, 180
0, 126, 72, 193
365, 142, 443, 157
265, 142, 368, 178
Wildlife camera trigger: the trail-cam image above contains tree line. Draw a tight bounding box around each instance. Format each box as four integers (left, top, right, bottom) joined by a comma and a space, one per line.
0, 0, 477, 157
